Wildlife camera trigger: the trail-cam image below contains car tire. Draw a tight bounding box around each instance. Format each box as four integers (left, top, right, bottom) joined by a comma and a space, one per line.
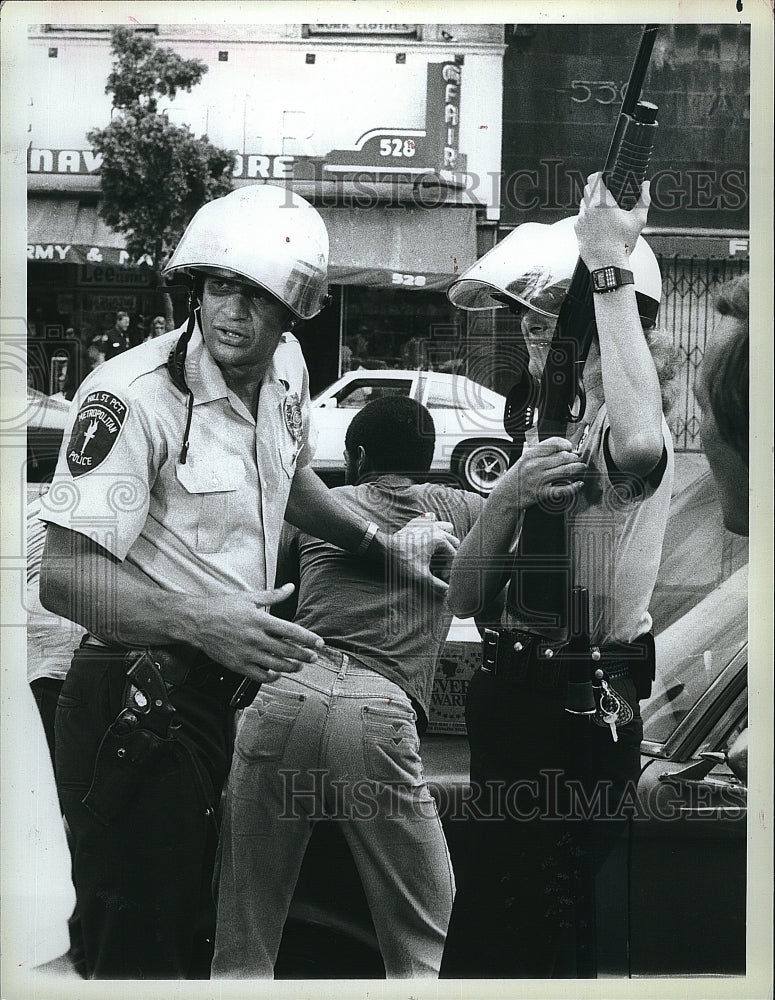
456, 441, 510, 495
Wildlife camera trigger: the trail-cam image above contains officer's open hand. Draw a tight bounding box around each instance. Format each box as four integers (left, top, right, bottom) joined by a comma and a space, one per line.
493, 437, 588, 511
575, 171, 650, 271
195, 583, 325, 683
387, 513, 460, 594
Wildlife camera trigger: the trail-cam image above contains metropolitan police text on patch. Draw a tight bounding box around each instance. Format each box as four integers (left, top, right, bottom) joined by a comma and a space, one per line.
67, 391, 128, 477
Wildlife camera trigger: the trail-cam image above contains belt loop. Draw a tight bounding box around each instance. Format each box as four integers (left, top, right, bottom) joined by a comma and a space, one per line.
482, 629, 499, 674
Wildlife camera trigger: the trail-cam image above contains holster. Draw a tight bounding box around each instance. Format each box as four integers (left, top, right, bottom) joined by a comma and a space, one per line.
79, 641, 246, 824
83, 710, 179, 825
82, 649, 182, 825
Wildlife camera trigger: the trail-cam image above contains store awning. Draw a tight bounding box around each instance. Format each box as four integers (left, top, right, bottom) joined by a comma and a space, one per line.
27, 197, 131, 266
319, 205, 477, 292
27, 197, 478, 289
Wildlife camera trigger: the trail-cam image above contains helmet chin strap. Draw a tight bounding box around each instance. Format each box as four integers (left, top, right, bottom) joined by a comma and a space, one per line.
166, 289, 200, 464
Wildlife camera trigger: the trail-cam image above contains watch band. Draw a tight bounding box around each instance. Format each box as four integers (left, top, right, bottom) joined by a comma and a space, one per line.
590, 266, 635, 293
356, 520, 380, 556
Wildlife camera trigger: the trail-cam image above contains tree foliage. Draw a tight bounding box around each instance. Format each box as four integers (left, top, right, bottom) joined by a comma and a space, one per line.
88, 27, 233, 274
104, 27, 207, 112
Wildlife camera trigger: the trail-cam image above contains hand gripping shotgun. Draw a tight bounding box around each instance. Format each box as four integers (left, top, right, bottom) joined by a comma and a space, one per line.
502, 25, 660, 716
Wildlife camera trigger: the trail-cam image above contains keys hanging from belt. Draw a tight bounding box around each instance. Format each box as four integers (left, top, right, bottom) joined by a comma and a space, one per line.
592, 669, 633, 742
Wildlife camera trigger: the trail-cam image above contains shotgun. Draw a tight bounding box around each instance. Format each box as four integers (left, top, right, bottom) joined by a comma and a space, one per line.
504, 25, 660, 712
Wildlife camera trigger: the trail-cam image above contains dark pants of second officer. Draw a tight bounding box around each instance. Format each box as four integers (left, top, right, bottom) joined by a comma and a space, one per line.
440, 666, 643, 979
54, 645, 237, 979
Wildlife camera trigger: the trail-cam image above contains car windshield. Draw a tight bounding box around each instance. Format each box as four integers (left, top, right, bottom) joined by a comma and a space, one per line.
643, 564, 747, 744
27, 387, 73, 484
311, 375, 413, 407
643, 468, 749, 746
335, 379, 412, 408
27, 387, 72, 429
425, 376, 496, 410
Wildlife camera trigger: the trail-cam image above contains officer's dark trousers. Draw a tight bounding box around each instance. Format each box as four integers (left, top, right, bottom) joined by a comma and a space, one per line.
54, 649, 234, 979
439, 667, 642, 979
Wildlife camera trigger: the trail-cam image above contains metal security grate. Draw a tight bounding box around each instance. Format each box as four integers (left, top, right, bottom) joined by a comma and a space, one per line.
659, 256, 749, 450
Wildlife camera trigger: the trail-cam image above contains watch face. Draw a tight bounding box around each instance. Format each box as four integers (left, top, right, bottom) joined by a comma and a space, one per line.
592, 266, 633, 292
594, 267, 617, 290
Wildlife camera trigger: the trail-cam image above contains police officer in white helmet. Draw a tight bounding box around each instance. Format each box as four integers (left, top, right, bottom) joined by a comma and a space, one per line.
439, 174, 677, 978
38, 185, 457, 979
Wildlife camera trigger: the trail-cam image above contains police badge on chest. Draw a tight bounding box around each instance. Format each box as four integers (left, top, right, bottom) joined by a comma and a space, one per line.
283, 391, 303, 444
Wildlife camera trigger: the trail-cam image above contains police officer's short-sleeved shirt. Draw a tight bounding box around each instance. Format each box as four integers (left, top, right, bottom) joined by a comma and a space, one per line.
39, 324, 311, 596
505, 404, 674, 646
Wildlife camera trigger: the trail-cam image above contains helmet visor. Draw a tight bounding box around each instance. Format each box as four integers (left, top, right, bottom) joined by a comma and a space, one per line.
504, 271, 571, 318
448, 220, 578, 315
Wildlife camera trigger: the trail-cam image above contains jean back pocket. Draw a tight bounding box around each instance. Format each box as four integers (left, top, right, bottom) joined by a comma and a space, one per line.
362, 701, 423, 786
234, 688, 306, 763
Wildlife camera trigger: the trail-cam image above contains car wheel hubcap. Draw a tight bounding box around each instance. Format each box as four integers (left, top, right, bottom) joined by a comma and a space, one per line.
463, 446, 509, 493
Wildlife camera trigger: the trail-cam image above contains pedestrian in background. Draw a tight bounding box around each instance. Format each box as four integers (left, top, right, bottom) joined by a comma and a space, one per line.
89, 309, 131, 364
146, 315, 169, 340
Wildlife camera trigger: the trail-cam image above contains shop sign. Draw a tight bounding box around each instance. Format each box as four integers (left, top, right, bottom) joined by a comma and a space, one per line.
85, 294, 137, 312
303, 24, 418, 37
28, 148, 103, 173
322, 62, 466, 183
232, 154, 296, 179
429, 63, 462, 176
27, 244, 154, 267
77, 264, 153, 286
644, 234, 750, 260
26, 147, 295, 180
29, 63, 467, 187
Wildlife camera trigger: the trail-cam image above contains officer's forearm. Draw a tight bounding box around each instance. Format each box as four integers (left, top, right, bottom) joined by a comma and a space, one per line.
447, 497, 520, 618
286, 464, 376, 553
40, 523, 204, 648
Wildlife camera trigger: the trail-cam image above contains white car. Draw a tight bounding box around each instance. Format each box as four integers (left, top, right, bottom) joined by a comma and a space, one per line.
310, 369, 513, 495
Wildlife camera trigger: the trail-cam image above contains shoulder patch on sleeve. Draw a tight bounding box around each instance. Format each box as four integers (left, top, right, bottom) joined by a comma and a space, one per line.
65, 390, 129, 477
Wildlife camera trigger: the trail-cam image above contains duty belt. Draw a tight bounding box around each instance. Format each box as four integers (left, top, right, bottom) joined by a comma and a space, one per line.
480, 627, 654, 697
80, 635, 246, 708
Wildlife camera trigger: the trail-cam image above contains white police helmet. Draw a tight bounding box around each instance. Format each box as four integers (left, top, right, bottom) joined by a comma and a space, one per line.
163, 185, 329, 321
447, 216, 662, 328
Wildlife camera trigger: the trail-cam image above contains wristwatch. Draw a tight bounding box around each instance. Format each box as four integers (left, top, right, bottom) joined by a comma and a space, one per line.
590, 265, 635, 293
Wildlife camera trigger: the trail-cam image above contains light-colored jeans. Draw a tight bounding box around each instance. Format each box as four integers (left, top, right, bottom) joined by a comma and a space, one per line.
211, 646, 455, 978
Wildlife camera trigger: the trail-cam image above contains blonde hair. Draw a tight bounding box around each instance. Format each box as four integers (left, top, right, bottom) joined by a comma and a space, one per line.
644, 327, 679, 416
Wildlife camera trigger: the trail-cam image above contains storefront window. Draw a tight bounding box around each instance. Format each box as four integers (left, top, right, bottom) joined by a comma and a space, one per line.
26, 261, 180, 398
340, 286, 466, 374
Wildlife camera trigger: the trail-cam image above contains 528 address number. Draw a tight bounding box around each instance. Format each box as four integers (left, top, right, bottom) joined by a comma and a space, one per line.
379, 138, 416, 157
392, 272, 427, 286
